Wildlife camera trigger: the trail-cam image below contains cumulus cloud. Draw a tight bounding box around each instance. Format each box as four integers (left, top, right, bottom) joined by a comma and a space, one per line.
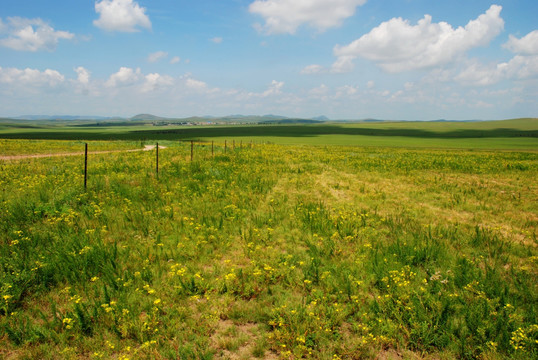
210, 37, 223, 44
336, 85, 358, 96
185, 78, 207, 91
301, 64, 324, 74
330, 56, 355, 73
249, 0, 367, 34
497, 30, 538, 83
451, 29, 538, 87
75, 66, 90, 85
503, 55, 538, 79
503, 30, 538, 55
141, 73, 174, 93
106, 67, 142, 87
170, 56, 181, 64
94, 0, 151, 32
148, 51, 168, 63
236, 80, 286, 100
90, 67, 214, 94
307, 84, 359, 101
262, 80, 284, 96
0, 17, 74, 52
0, 67, 65, 86
454, 60, 504, 86
333, 5, 504, 73
103, 68, 219, 95
182, 76, 221, 95
309, 84, 329, 96
451, 53, 538, 87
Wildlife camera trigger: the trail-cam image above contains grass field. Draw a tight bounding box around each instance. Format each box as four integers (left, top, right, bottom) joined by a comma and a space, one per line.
0, 118, 537, 149
1, 134, 537, 359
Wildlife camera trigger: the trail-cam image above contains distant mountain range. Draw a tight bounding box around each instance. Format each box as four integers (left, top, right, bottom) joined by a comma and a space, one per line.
311, 115, 329, 121
9, 114, 492, 123
16, 115, 118, 121
13, 113, 332, 123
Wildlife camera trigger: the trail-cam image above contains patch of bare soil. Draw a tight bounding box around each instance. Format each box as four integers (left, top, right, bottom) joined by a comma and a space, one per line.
210, 320, 277, 360
375, 349, 448, 360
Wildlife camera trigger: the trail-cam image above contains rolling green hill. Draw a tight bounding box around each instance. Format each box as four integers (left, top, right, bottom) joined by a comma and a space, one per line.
0, 118, 536, 150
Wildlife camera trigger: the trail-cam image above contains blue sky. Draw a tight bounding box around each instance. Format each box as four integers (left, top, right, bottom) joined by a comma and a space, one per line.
0, 0, 537, 120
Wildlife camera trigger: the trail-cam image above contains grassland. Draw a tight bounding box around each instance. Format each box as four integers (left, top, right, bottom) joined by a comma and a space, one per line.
0, 118, 537, 149
1, 134, 537, 359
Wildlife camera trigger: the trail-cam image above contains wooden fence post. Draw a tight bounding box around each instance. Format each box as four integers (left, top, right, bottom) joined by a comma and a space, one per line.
84, 143, 88, 190
156, 142, 159, 178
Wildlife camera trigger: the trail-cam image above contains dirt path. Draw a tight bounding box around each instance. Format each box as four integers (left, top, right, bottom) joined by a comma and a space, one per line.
0, 144, 165, 161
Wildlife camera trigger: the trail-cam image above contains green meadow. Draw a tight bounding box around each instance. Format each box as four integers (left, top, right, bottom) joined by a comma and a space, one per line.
0, 119, 537, 359
0, 118, 537, 149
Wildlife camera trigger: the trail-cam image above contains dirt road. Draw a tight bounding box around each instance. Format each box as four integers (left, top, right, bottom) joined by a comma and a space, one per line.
0, 144, 164, 161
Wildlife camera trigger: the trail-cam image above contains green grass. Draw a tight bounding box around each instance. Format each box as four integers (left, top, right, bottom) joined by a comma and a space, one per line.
0, 118, 537, 149
1, 141, 537, 359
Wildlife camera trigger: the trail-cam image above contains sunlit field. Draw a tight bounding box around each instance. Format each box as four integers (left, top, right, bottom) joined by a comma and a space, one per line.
1, 118, 537, 150
1, 140, 537, 359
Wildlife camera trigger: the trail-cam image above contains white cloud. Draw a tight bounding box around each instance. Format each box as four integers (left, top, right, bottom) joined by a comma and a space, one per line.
249, 0, 367, 35
486, 30, 538, 85
337, 85, 358, 96
211, 37, 223, 44
0, 67, 65, 86
330, 55, 355, 73
141, 73, 174, 93
170, 56, 181, 64
333, 5, 504, 73
503, 30, 538, 55
106, 67, 142, 87
94, 0, 151, 33
75, 66, 90, 85
309, 84, 329, 96
236, 80, 286, 100
0, 17, 74, 52
185, 78, 207, 91
366, 80, 375, 89
183, 76, 220, 95
104, 70, 217, 95
451, 53, 538, 87
262, 80, 284, 96
454, 60, 504, 86
301, 64, 324, 74
502, 55, 538, 79
148, 51, 168, 63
